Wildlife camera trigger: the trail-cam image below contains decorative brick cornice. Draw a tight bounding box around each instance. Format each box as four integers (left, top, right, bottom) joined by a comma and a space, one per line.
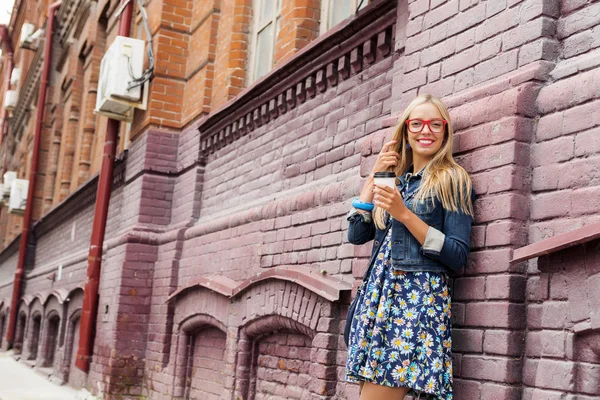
179, 313, 226, 334
21, 294, 34, 306
168, 266, 352, 303
197, 0, 397, 157
11, 45, 43, 139
56, 0, 85, 45
242, 315, 315, 340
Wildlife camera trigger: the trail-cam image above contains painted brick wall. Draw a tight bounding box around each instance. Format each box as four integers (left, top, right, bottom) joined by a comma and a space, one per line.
530, 0, 600, 242
0, 245, 18, 290
177, 48, 394, 282
392, 0, 553, 398
254, 332, 313, 399
523, 239, 600, 399
188, 328, 227, 399
522, 3, 600, 398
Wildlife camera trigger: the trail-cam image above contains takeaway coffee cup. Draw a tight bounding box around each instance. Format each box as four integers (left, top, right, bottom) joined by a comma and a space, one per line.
373, 172, 396, 188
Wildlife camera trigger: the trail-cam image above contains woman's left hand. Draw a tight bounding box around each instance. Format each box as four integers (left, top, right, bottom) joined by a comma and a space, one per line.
373, 184, 409, 221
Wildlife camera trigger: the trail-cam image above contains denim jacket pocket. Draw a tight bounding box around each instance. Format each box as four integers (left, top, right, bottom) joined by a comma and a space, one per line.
413, 196, 438, 224
391, 239, 405, 261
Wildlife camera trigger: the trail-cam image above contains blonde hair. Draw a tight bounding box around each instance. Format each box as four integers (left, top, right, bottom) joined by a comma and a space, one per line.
373, 94, 474, 229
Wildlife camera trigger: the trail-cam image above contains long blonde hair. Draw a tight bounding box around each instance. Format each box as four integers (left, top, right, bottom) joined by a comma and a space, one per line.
373, 94, 474, 229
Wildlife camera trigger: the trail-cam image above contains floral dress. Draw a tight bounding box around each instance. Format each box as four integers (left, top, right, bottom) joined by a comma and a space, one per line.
345, 228, 454, 399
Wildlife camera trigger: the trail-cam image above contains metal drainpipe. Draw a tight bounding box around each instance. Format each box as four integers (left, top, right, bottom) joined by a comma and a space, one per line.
5, 1, 62, 348
0, 24, 14, 146
75, 0, 133, 373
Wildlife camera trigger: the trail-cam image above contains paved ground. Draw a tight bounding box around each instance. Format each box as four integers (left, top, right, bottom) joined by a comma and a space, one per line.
0, 351, 80, 400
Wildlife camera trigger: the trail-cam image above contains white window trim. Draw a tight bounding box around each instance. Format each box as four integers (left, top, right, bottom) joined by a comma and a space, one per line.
247, 0, 281, 84
319, 0, 369, 35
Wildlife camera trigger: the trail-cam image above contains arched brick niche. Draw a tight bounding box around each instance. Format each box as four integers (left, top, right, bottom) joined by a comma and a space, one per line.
27, 311, 42, 361
169, 267, 352, 399
40, 293, 65, 370
42, 310, 61, 368
24, 298, 45, 361
170, 289, 230, 398
238, 315, 316, 400
14, 306, 28, 354
172, 314, 228, 399
0, 300, 7, 349
169, 267, 350, 400
230, 280, 342, 400
63, 288, 85, 388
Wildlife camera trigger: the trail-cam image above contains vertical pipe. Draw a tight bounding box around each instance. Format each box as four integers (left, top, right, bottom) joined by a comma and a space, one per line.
6, 1, 62, 348
74, 0, 133, 373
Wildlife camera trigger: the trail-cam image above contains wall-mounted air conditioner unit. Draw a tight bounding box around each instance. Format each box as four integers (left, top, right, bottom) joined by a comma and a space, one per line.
3, 90, 18, 111
10, 68, 21, 86
19, 23, 35, 47
8, 179, 28, 215
3, 171, 16, 199
95, 36, 147, 122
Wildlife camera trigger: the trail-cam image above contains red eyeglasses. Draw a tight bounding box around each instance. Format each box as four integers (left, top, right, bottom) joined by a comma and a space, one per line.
406, 119, 447, 133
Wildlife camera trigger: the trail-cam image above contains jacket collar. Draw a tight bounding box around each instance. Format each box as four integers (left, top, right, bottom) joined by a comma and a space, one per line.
397, 166, 425, 186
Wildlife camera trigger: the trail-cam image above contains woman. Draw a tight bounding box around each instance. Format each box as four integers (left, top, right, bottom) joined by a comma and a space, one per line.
345, 94, 476, 400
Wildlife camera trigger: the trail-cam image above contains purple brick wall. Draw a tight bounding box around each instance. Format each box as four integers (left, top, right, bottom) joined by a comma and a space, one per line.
0, 0, 599, 398
178, 49, 393, 283
0, 244, 19, 300
523, 239, 600, 399
188, 328, 227, 399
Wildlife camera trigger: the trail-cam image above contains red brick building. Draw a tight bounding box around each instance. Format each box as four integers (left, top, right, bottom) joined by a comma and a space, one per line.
0, 0, 599, 398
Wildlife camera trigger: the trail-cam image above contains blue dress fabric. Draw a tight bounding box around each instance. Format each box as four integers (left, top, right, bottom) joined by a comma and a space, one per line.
345, 227, 453, 399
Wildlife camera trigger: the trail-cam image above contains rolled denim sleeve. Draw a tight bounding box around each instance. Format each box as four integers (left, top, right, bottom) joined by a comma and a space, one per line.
422, 189, 476, 270
347, 209, 376, 245
423, 227, 446, 253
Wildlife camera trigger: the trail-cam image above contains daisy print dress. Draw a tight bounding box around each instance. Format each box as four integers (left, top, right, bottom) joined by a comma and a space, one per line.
345, 227, 454, 399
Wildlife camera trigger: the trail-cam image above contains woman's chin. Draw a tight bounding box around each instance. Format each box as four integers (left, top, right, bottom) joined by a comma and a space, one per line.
412, 147, 440, 158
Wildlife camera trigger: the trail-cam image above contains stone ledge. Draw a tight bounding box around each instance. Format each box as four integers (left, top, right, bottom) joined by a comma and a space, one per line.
511, 221, 600, 264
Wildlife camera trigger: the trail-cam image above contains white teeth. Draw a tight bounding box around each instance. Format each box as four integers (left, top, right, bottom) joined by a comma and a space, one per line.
418, 140, 433, 144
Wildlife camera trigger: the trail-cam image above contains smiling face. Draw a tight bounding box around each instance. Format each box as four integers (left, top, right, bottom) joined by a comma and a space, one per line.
406, 102, 446, 163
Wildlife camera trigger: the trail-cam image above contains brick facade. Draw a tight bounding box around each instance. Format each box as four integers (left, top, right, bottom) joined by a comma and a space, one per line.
0, 0, 599, 399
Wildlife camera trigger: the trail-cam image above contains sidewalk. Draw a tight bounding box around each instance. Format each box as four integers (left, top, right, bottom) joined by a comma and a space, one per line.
0, 351, 79, 400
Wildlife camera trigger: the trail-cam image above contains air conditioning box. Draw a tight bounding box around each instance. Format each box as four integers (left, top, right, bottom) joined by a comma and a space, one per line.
8, 179, 28, 215
19, 23, 35, 47
3, 90, 18, 111
95, 36, 146, 122
10, 68, 21, 86
3, 171, 16, 198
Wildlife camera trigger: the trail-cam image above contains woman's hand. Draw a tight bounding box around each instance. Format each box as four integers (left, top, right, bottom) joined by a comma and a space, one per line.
370, 140, 400, 176
373, 184, 409, 222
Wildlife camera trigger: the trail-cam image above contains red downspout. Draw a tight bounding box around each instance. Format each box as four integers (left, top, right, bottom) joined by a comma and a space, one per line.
75, 0, 133, 373
0, 24, 14, 145
6, 1, 62, 348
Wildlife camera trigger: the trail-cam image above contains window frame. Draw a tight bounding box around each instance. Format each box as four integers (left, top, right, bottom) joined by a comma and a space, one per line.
319, 0, 368, 35
247, 0, 282, 84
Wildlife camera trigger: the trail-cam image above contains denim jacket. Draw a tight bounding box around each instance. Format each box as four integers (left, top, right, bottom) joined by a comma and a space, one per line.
347, 169, 476, 274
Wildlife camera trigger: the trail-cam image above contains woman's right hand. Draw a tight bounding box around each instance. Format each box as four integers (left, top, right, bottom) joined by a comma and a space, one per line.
358, 140, 400, 204
370, 140, 400, 177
